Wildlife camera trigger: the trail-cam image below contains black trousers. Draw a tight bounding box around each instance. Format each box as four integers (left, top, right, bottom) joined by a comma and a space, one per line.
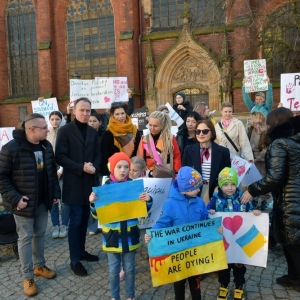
174, 275, 201, 300
0, 214, 16, 234
282, 245, 300, 280
218, 263, 246, 287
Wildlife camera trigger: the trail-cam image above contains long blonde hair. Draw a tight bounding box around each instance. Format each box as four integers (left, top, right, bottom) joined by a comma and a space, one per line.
149, 111, 172, 160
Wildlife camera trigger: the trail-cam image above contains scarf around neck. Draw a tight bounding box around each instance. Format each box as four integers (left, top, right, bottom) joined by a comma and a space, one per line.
221, 117, 233, 129
107, 115, 137, 157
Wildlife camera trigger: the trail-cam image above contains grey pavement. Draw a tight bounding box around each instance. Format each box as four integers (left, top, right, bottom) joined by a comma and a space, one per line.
0, 216, 298, 300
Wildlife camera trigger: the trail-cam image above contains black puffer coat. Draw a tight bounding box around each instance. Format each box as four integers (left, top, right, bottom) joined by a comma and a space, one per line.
248, 117, 300, 245
0, 129, 61, 218
173, 101, 193, 121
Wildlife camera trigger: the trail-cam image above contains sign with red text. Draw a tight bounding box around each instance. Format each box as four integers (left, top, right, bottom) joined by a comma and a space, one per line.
230, 154, 251, 185
0, 127, 14, 150
31, 98, 59, 126
244, 59, 268, 93
280, 73, 300, 111
147, 218, 227, 286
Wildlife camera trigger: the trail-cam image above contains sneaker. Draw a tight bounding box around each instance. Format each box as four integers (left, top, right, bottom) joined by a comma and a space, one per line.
233, 287, 244, 300
217, 285, 228, 300
59, 225, 68, 238
80, 251, 99, 261
34, 265, 56, 279
70, 262, 88, 277
23, 279, 38, 297
52, 226, 59, 239
119, 269, 125, 281
276, 274, 299, 286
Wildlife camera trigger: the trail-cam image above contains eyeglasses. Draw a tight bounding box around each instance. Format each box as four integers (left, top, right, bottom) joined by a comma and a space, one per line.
30, 126, 48, 130
195, 129, 211, 135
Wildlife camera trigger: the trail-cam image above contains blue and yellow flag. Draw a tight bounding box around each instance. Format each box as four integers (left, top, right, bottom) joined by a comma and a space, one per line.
93, 180, 147, 224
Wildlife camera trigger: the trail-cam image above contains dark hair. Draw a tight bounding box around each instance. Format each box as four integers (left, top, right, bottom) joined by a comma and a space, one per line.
185, 111, 202, 122
89, 112, 102, 123
74, 97, 91, 108
195, 120, 216, 142
266, 107, 293, 128
110, 102, 128, 115
19, 113, 45, 130
49, 111, 62, 119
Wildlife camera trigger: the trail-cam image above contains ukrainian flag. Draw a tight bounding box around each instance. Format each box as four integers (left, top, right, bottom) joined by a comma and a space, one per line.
236, 225, 265, 257
93, 180, 147, 224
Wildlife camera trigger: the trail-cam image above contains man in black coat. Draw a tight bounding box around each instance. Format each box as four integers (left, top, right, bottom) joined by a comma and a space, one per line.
0, 113, 61, 297
55, 98, 101, 277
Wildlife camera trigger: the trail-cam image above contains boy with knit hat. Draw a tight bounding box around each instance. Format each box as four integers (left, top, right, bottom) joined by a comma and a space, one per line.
89, 152, 152, 300
145, 166, 216, 300
208, 167, 260, 300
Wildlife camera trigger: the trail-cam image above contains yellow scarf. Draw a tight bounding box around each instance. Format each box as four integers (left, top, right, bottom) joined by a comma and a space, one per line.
107, 115, 138, 157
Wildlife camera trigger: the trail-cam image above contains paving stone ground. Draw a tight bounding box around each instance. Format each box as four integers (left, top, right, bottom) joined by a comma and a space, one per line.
0, 216, 298, 300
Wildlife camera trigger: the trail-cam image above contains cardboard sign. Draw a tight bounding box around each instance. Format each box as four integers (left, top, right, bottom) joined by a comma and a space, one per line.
147, 218, 227, 287
31, 98, 59, 126
230, 153, 251, 185
244, 59, 268, 93
210, 212, 269, 267
0, 127, 15, 150
131, 107, 148, 131
280, 73, 300, 111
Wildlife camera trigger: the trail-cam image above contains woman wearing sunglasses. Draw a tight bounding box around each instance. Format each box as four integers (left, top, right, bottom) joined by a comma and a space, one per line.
182, 120, 231, 204
100, 102, 141, 176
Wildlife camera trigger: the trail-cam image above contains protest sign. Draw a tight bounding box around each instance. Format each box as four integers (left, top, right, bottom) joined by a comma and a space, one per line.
92, 180, 147, 224
280, 73, 300, 111
244, 59, 268, 93
165, 102, 184, 127
131, 107, 148, 131
138, 178, 172, 229
95, 77, 128, 102
0, 127, 14, 150
210, 212, 269, 267
241, 163, 262, 186
230, 154, 251, 185
31, 98, 59, 126
147, 218, 227, 286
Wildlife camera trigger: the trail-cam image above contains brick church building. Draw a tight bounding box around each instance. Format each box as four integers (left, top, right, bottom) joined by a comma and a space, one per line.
0, 0, 299, 127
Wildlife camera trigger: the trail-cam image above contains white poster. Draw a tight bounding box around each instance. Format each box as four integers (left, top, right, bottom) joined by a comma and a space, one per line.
280, 73, 300, 111
210, 212, 269, 267
230, 153, 251, 185
31, 98, 59, 126
96, 77, 128, 102
241, 163, 262, 186
165, 102, 184, 128
138, 177, 173, 229
0, 127, 15, 150
244, 59, 268, 93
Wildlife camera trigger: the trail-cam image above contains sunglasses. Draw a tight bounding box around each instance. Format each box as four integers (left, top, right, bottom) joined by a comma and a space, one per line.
195, 129, 211, 135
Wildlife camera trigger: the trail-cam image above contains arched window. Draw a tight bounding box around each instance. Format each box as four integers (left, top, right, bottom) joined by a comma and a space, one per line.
6, 0, 39, 97
66, 0, 116, 79
262, 1, 300, 80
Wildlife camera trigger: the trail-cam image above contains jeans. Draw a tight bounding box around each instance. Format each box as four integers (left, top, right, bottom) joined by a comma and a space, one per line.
68, 204, 90, 265
107, 250, 136, 300
87, 213, 99, 233
50, 202, 70, 226
14, 203, 48, 279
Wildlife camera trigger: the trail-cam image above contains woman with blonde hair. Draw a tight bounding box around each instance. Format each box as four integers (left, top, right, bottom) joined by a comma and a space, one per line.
137, 111, 181, 177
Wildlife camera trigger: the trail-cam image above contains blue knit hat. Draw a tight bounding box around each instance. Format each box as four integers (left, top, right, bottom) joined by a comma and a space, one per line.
177, 166, 203, 192
176, 92, 186, 101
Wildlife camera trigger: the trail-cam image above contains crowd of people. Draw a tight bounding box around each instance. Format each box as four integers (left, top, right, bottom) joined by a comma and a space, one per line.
0, 82, 300, 300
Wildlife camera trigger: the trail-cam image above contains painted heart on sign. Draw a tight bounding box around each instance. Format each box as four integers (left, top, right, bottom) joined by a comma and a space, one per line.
223, 215, 243, 235
223, 236, 230, 251
104, 96, 111, 103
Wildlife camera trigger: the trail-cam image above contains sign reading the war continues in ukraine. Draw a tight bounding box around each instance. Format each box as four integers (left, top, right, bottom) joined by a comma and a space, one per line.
92, 180, 147, 224
146, 218, 227, 287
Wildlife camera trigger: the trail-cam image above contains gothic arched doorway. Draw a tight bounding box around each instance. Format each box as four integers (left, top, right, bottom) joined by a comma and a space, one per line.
173, 88, 209, 107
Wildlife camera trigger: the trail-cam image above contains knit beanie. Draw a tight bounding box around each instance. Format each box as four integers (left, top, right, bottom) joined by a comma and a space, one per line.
177, 166, 203, 192
108, 152, 131, 174
176, 92, 186, 101
218, 167, 238, 188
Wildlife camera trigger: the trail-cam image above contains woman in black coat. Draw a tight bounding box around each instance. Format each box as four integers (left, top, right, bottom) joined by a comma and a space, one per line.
173, 92, 193, 122
242, 108, 300, 291
182, 120, 231, 204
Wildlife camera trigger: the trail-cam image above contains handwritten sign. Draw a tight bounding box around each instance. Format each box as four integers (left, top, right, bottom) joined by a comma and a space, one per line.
0, 127, 14, 150
31, 98, 59, 126
131, 107, 148, 131
230, 153, 251, 185
147, 218, 227, 286
280, 73, 300, 111
244, 59, 268, 93
96, 77, 128, 102
210, 212, 269, 267
92, 180, 147, 224
138, 178, 172, 229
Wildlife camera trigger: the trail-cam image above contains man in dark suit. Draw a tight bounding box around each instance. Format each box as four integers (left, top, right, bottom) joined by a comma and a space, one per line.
56, 98, 101, 276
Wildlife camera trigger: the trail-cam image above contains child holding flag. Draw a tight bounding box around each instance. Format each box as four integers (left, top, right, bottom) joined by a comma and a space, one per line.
208, 167, 261, 300
89, 152, 152, 300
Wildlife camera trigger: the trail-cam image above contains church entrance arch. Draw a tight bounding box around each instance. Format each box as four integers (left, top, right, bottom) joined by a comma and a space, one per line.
173, 88, 209, 107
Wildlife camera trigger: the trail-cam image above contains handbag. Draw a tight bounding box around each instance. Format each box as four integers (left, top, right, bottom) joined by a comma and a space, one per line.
218, 122, 239, 153
146, 135, 175, 178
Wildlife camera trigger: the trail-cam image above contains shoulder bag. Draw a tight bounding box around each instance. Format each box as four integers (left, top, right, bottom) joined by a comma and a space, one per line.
218, 122, 239, 153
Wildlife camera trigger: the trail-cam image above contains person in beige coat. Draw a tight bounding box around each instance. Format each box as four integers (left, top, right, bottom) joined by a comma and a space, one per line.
215, 102, 254, 162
